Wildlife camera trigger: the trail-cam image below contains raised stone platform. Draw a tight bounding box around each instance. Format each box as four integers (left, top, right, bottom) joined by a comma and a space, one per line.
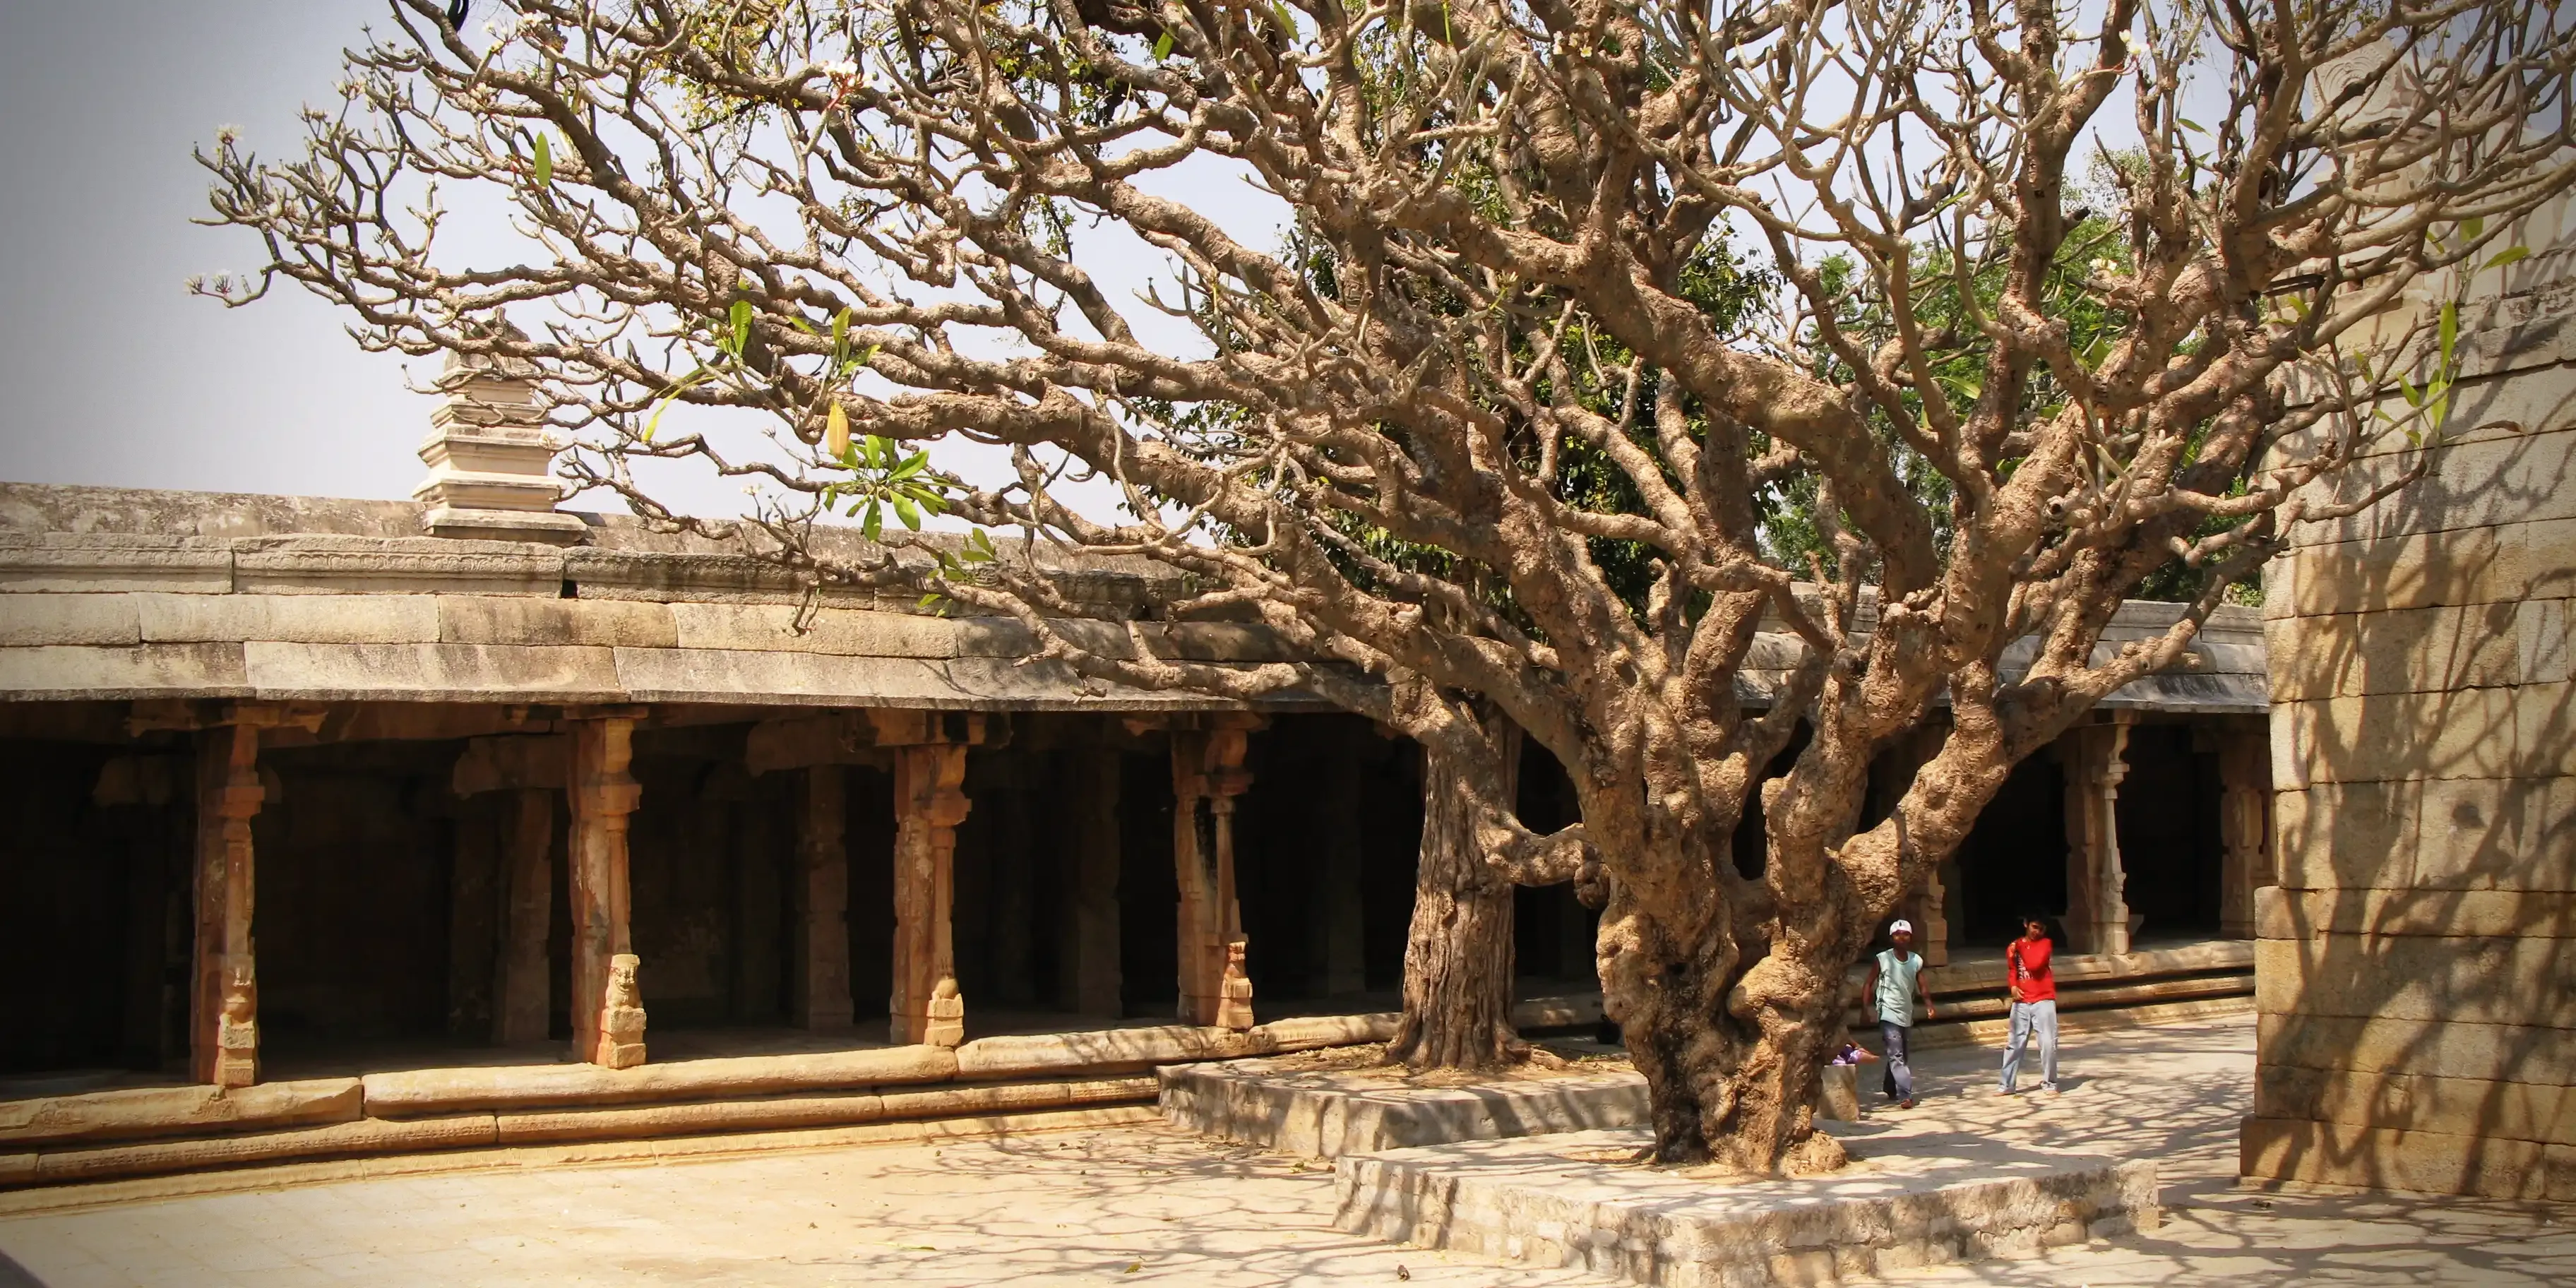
1159, 1054, 1648, 1159
1334, 1126, 2157, 1287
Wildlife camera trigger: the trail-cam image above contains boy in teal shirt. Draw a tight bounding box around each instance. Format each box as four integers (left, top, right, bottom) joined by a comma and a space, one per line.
1861, 919, 1937, 1108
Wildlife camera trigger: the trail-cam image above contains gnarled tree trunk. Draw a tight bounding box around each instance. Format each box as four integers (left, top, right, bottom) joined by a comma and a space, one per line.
1386, 717, 1524, 1071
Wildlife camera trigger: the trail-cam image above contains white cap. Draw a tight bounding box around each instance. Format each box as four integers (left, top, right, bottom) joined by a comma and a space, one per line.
1889, 919, 1914, 935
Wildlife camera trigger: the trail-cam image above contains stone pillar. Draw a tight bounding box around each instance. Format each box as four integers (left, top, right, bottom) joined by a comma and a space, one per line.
1060, 750, 1123, 1018
790, 765, 854, 1030
1171, 718, 1257, 1030
891, 742, 970, 1046
191, 723, 263, 1087
2215, 724, 2271, 940
1884, 724, 1952, 967
493, 788, 554, 1046
568, 715, 645, 1068
1315, 737, 1367, 998
2060, 716, 2134, 957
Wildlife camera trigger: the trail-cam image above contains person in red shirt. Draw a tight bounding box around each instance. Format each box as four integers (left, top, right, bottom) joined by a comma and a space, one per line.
1998, 914, 2060, 1094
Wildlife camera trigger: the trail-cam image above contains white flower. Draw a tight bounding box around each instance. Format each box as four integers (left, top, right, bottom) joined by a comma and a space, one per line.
818, 59, 861, 81
2091, 257, 2118, 276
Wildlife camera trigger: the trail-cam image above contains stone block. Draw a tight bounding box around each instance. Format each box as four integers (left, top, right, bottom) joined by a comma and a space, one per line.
0, 643, 251, 700
2241, 1115, 2575, 1201
611, 646, 955, 707
0, 541, 232, 594
2253, 1065, 2573, 1145
2409, 775, 2576, 892
1160, 1059, 1650, 1157
362, 1044, 961, 1115
2523, 599, 2572, 686
138, 593, 441, 644
439, 595, 678, 648
560, 547, 813, 604
2267, 602, 2522, 701
491, 1094, 888, 1145
0, 595, 140, 646
667, 602, 958, 657
2272, 782, 2422, 890
1334, 1126, 2158, 1288
2275, 689, 2533, 784
2254, 935, 2576, 1025
2309, 423, 2576, 545
0, 1079, 364, 1150
23, 1114, 501, 1188
242, 642, 625, 703
2256, 886, 2576, 939
876, 1076, 1156, 1121
231, 536, 564, 596
2255, 1013, 2576, 1085
2272, 525, 2517, 619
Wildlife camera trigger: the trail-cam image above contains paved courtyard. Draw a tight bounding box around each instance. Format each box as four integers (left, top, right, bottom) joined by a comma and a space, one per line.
1, 1015, 2568, 1286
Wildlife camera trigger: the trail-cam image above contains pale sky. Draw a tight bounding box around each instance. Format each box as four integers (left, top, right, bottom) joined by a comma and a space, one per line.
0, 0, 1284, 522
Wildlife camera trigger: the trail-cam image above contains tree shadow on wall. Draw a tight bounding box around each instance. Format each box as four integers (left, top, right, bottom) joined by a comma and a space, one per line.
2250, 357, 2575, 1200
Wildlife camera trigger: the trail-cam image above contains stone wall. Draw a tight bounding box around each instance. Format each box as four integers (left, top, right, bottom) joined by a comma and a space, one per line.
2243, 196, 2576, 1200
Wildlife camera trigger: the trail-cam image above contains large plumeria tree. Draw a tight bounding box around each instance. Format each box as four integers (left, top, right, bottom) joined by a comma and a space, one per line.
199, 0, 2572, 1171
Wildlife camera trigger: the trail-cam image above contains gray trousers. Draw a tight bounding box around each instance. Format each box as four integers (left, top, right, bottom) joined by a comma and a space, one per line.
2001, 998, 2059, 1090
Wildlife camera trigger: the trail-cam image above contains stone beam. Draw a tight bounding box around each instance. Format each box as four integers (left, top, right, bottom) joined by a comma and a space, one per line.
2061, 715, 2135, 957
890, 742, 970, 1046
790, 765, 854, 1030
568, 715, 645, 1068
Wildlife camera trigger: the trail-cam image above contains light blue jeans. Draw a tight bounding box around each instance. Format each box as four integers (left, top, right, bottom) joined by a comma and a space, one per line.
1878, 1021, 1914, 1101
2001, 998, 2058, 1091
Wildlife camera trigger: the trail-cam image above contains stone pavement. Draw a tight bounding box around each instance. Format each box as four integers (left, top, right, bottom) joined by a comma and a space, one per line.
1, 1014, 2569, 1286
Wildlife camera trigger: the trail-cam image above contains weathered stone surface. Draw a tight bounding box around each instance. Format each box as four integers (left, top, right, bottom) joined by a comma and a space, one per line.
438, 595, 678, 648
2267, 602, 2525, 701
22, 1115, 501, 1188
1335, 1126, 2159, 1288
667, 602, 958, 657
241, 642, 624, 703
232, 536, 564, 596
2257, 886, 2576, 939
0, 1080, 363, 1150
492, 1095, 886, 1145
138, 593, 442, 645
2254, 936, 2576, 1025
2409, 775, 2576, 891
611, 646, 953, 706
1162, 1060, 1649, 1158
953, 1015, 1400, 1080
2253, 1064, 2574, 1146
2311, 423, 2576, 545
0, 541, 232, 594
2241, 1116, 2576, 1202
2256, 1013, 2576, 1085
876, 1077, 1157, 1122
2266, 523, 2519, 620
2273, 689, 2535, 784
561, 548, 816, 604
0, 643, 251, 699
360, 1045, 962, 1115
0, 596, 140, 646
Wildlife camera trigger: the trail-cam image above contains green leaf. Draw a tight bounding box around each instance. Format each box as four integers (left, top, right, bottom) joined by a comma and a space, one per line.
861, 500, 883, 542
890, 450, 927, 480
893, 495, 921, 530
2462, 215, 2484, 242
919, 592, 946, 609
1272, 0, 1296, 35
916, 491, 948, 516
2399, 376, 2423, 408
1152, 30, 1173, 59
728, 301, 751, 358
2438, 300, 2458, 364
2485, 246, 2529, 271
2176, 117, 2204, 133
830, 307, 849, 362
533, 132, 554, 188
